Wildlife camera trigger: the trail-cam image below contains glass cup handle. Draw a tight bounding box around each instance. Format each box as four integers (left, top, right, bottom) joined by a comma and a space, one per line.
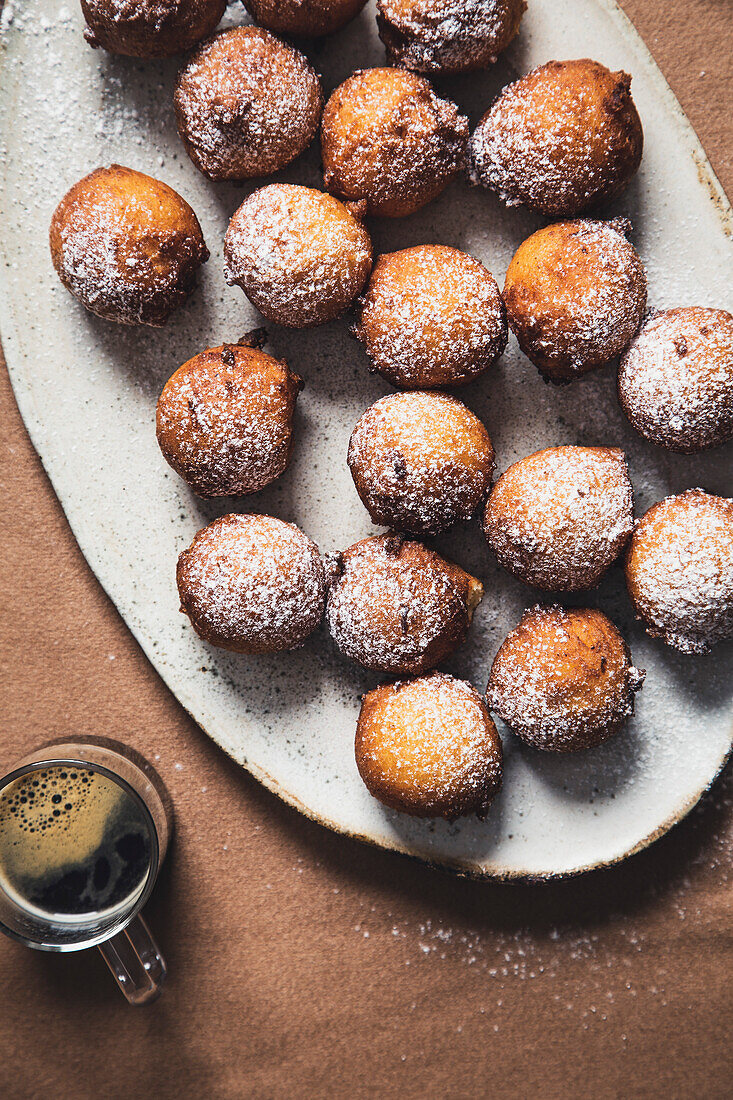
98, 913, 167, 1005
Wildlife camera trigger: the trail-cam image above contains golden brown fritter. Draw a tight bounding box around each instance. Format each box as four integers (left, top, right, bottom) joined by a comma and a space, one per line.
468, 59, 643, 217
348, 391, 494, 535
157, 343, 302, 497
321, 68, 468, 217
354, 244, 507, 387
49, 165, 208, 326
486, 605, 644, 751
483, 446, 634, 591
503, 219, 646, 382
625, 490, 733, 653
618, 307, 733, 453
174, 27, 322, 181
224, 185, 372, 328
81, 0, 226, 58
377, 0, 525, 74
177, 514, 326, 653
356, 672, 503, 819
325, 534, 483, 675
243, 0, 367, 36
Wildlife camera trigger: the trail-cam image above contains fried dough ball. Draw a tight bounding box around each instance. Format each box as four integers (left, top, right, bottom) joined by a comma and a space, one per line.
156, 342, 302, 498
484, 446, 634, 591
174, 27, 323, 182
503, 219, 646, 382
356, 672, 503, 820
486, 606, 645, 752
348, 392, 494, 535
242, 0, 368, 37
325, 534, 483, 675
81, 0, 226, 58
625, 490, 733, 653
353, 245, 507, 387
377, 0, 526, 74
177, 514, 326, 653
224, 185, 372, 328
321, 68, 468, 217
49, 165, 208, 327
618, 307, 733, 453
468, 59, 643, 217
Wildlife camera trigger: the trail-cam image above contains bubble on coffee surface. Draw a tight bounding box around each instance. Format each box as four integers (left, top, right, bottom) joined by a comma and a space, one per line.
0, 766, 152, 921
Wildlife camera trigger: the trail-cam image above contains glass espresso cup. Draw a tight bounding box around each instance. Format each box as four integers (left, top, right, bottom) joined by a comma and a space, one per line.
0, 738, 172, 1005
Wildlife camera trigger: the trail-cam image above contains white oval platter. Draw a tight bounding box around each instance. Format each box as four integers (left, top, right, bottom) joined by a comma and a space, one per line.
1, 0, 732, 877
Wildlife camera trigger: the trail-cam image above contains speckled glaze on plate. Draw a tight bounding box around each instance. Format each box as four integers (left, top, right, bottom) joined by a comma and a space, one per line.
1, 0, 731, 877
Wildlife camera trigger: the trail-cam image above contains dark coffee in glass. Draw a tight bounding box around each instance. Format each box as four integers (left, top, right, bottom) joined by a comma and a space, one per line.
0, 765, 152, 929
0, 740, 172, 1005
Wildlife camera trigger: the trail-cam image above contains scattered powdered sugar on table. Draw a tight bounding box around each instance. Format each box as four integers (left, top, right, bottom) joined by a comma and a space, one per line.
331, 770, 733, 1031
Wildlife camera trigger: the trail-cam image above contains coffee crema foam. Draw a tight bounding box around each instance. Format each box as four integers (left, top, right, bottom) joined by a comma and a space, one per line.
0, 766, 151, 922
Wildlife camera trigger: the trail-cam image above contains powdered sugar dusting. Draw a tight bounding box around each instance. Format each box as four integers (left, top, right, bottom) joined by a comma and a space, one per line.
377, 0, 525, 73
468, 59, 643, 217
484, 446, 635, 591
348, 391, 494, 534
326, 535, 482, 675
177, 514, 326, 653
486, 605, 645, 751
356, 244, 507, 387
626, 490, 733, 653
357, 672, 502, 819
618, 307, 733, 452
174, 26, 322, 181
224, 184, 372, 328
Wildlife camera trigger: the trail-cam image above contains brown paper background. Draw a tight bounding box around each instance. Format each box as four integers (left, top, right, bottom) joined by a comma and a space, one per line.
1, 2, 731, 1097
